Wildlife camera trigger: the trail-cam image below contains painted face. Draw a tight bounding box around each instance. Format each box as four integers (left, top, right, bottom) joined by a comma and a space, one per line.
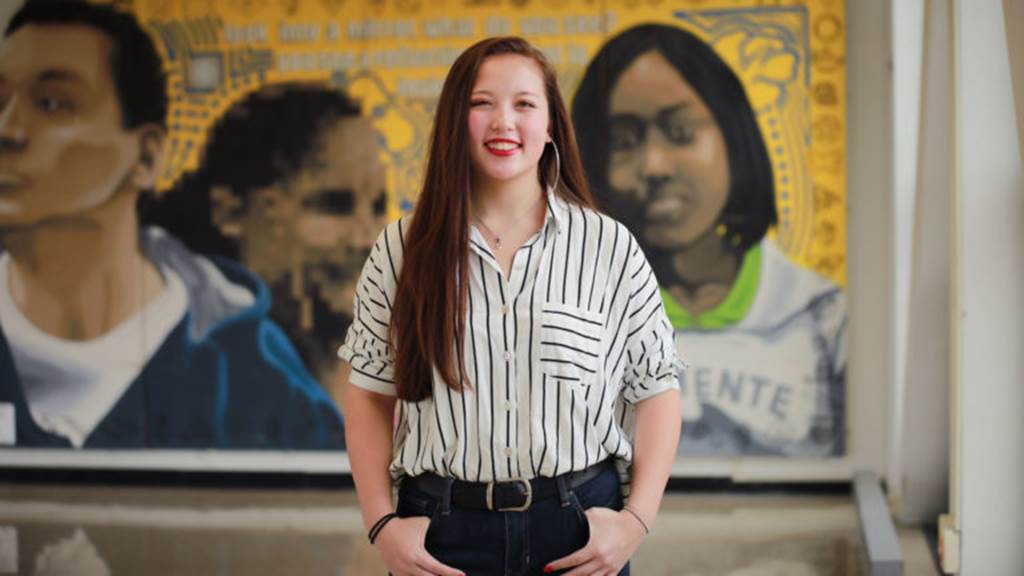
467, 54, 550, 190
0, 25, 145, 228
607, 50, 730, 250
224, 115, 388, 318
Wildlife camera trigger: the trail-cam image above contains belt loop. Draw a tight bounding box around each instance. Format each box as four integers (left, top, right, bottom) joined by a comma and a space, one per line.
439, 477, 455, 517
556, 474, 571, 508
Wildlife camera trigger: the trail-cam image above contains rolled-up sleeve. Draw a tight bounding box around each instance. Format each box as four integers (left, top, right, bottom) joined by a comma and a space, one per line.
618, 242, 687, 405
337, 223, 403, 396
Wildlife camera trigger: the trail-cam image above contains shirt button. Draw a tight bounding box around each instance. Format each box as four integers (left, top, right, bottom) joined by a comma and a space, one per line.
503, 351, 512, 361
500, 304, 509, 315
503, 447, 515, 457
503, 400, 514, 411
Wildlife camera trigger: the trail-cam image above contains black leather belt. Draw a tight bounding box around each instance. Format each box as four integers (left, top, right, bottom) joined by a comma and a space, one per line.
403, 460, 612, 512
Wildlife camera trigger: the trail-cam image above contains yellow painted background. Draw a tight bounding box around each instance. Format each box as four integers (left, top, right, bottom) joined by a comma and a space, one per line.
130, 0, 845, 286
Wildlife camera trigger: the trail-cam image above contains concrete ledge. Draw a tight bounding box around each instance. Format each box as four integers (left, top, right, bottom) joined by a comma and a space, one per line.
854, 471, 904, 576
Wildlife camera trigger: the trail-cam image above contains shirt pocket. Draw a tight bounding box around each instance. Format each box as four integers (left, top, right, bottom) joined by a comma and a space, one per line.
538, 302, 604, 389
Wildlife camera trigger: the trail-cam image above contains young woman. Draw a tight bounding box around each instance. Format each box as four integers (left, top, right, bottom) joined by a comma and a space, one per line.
339, 36, 684, 576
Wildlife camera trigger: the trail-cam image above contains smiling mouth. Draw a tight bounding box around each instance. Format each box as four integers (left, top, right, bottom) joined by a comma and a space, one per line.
646, 193, 693, 223
485, 140, 520, 156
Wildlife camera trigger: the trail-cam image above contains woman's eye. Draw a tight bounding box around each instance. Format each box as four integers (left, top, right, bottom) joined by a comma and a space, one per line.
470, 100, 490, 107
663, 121, 695, 145
608, 116, 646, 152
37, 96, 71, 113
516, 100, 536, 108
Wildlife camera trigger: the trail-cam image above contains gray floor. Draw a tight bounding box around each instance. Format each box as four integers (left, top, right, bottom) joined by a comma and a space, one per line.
0, 484, 938, 575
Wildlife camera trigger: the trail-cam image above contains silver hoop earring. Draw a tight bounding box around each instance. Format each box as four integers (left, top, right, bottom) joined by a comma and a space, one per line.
548, 140, 561, 192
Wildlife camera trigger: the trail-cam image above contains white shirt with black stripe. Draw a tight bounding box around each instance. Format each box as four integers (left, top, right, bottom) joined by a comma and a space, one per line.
339, 188, 685, 485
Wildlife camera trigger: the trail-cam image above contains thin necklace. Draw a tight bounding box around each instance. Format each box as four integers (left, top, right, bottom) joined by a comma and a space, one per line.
473, 194, 545, 251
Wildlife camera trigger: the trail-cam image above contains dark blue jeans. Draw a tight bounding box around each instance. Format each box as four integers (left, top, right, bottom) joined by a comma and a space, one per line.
395, 464, 630, 576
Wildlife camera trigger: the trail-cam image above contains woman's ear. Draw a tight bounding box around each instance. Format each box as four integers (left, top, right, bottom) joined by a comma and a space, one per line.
132, 124, 166, 190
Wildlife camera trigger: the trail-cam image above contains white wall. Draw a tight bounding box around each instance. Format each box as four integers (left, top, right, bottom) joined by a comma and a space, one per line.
1005, 0, 1024, 162
888, 0, 924, 517
894, 0, 953, 524
953, 0, 1024, 572
841, 0, 893, 480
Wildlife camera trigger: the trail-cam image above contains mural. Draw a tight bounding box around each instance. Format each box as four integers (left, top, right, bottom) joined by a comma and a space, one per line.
572, 18, 846, 456
0, 2, 343, 450
0, 0, 846, 464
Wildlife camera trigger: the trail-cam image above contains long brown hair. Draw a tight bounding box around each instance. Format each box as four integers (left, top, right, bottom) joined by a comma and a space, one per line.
391, 37, 595, 401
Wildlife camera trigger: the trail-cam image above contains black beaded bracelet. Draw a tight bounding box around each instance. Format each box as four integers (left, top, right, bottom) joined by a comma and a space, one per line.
368, 512, 400, 544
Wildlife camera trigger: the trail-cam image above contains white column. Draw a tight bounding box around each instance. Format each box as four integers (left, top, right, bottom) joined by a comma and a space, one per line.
897, 0, 954, 524
1005, 0, 1024, 163
888, 0, 925, 520
952, 0, 1024, 572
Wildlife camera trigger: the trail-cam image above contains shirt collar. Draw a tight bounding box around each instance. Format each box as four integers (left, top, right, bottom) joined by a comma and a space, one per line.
543, 185, 568, 233
469, 185, 569, 258
660, 242, 763, 330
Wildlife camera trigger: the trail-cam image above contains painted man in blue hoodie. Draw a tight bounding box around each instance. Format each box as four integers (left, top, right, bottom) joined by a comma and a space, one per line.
0, 2, 344, 450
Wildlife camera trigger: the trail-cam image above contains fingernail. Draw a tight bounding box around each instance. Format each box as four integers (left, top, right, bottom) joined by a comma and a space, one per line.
543, 566, 553, 574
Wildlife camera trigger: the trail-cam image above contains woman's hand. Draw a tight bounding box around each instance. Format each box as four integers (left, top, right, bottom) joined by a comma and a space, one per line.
543, 507, 647, 575
374, 516, 465, 576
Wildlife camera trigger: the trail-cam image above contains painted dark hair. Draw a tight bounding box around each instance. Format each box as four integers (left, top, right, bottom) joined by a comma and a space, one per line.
572, 23, 776, 254
392, 36, 594, 401
6, 0, 168, 130
146, 83, 361, 259
190, 83, 362, 199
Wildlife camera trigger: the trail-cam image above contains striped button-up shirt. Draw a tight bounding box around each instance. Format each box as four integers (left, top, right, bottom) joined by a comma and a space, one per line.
339, 189, 684, 484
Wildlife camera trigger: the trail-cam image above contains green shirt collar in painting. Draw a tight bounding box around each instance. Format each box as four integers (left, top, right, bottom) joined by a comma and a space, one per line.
660, 243, 763, 330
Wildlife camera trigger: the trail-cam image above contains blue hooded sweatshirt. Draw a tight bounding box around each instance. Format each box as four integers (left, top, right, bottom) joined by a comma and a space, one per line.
0, 228, 345, 450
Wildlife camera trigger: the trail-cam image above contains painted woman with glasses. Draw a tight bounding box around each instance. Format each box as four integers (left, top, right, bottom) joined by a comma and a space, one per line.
338, 36, 684, 575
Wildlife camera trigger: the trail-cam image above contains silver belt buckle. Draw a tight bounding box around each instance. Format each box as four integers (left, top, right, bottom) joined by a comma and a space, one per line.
487, 479, 533, 512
